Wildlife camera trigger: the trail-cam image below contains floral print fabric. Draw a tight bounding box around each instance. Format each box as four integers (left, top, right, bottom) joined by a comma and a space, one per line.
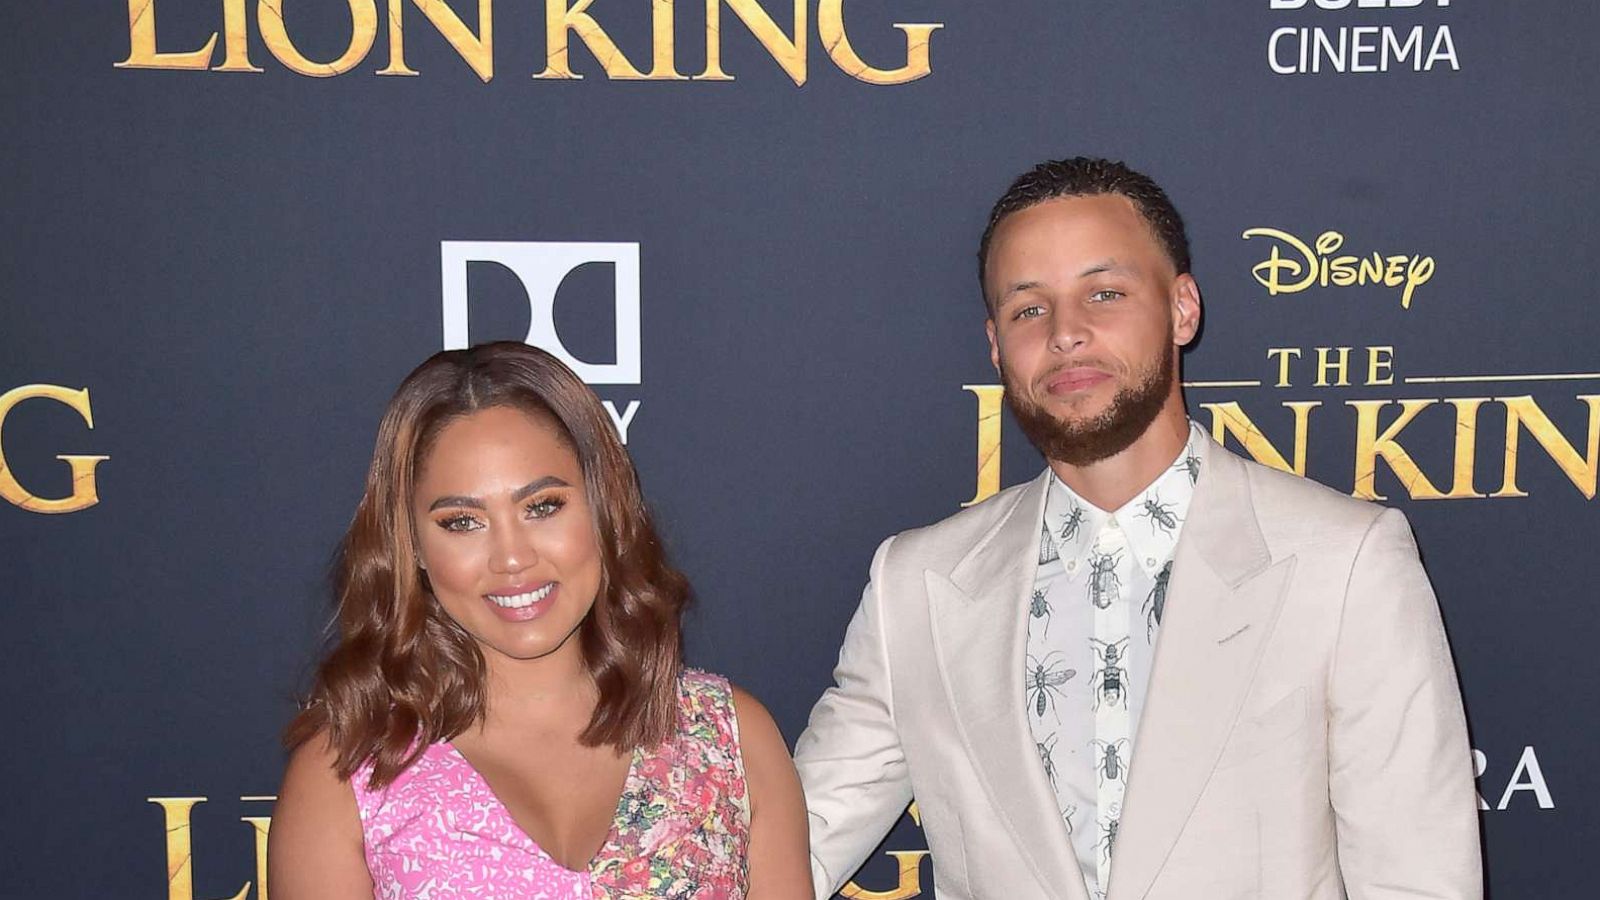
351, 669, 750, 899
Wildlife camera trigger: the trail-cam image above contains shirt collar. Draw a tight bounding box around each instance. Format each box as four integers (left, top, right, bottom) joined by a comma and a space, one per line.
1042, 420, 1206, 576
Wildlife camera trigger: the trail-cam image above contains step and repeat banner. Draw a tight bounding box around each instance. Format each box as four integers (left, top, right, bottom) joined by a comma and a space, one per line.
2, 3, 1593, 897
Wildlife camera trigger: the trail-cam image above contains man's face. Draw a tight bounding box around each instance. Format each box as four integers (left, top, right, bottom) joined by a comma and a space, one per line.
984, 193, 1200, 466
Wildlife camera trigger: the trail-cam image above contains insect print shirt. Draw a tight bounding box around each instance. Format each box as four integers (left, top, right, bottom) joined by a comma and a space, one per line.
1024, 420, 1203, 900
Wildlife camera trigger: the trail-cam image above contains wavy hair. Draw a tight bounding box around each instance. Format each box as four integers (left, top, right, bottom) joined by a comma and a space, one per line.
285, 342, 689, 788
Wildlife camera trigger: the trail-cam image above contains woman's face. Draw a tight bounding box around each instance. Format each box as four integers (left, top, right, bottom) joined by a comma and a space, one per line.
411, 405, 603, 665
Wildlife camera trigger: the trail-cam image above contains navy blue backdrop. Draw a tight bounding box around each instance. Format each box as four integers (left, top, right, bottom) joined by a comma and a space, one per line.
2, 3, 1594, 897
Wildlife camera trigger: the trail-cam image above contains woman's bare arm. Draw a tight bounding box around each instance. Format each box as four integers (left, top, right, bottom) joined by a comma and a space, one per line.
733, 685, 813, 899
266, 734, 374, 900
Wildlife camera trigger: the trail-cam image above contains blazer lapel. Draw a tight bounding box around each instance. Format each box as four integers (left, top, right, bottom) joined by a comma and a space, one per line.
929, 471, 1091, 900
1109, 438, 1296, 900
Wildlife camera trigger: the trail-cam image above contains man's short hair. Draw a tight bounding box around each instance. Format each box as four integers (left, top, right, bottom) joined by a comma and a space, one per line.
977, 157, 1192, 313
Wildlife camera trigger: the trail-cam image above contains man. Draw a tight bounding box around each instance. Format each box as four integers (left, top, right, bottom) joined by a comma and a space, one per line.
794, 158, 1481, 900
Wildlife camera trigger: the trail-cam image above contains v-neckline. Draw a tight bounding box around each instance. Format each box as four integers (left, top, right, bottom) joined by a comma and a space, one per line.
444, 741, 643, 876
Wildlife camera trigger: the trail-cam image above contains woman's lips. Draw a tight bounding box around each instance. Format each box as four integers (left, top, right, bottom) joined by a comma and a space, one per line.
483, 582, 557, 623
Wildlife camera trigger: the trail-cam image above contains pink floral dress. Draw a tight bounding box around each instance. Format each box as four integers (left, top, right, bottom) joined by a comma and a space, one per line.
351, 670, 750, 899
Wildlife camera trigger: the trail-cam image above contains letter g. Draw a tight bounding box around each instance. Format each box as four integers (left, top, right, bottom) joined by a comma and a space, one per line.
0, 385, 109, 514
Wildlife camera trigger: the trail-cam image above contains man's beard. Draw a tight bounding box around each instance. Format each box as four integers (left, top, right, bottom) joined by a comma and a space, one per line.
1002, 347, 1176, 468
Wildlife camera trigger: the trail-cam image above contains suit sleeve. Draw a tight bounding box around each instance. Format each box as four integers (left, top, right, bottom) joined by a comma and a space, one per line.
1328, 507, 1483, 899
793, 536, 915, 899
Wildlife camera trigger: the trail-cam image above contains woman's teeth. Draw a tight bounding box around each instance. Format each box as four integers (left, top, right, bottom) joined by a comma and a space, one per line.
488, 584, 554, 609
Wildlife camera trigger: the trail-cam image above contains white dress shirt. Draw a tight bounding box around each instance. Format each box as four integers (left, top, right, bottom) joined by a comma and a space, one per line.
1025, 421, 1204, 898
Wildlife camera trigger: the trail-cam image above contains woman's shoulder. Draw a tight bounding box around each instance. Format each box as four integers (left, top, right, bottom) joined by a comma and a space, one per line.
672, 669, 785, 760
674, 669, 772, 731
673, 668, 736, 741
280, 730, 350, 801
286, 729, 455, 813
675, 667, 734, 704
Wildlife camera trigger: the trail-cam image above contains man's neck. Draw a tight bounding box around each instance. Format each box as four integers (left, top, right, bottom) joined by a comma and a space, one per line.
1048, 403, 1191, 512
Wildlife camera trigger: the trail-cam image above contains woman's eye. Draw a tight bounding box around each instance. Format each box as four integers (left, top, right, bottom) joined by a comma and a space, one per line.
438, 514, 482, 533
527, 497, 567, 519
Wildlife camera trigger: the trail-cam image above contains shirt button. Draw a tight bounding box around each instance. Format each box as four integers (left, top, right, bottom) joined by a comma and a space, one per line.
1147, 557, 1158, 568
1106, 515, 1120, 528
1067, 560, 1078, 572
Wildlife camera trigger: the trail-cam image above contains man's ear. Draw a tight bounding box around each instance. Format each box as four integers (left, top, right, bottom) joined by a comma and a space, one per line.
986, 317, 1001, 374
1173, 274, 1202, 347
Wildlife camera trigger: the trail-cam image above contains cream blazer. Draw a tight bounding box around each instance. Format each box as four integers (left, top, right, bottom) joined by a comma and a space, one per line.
794, 436, 1481, 899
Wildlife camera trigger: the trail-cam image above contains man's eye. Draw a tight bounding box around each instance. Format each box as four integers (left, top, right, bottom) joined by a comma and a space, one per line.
1014, 305, 1046, 320
1090, 290, 1123, 303
438, 514, 482, 533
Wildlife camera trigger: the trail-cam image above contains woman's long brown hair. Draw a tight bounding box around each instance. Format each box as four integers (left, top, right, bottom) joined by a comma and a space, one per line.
284, 342, 689, 788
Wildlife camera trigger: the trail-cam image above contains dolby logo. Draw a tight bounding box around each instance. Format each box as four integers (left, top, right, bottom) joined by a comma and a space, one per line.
440, 241, 643, 442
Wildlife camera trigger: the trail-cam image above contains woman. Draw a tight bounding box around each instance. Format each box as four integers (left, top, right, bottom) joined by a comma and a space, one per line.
268, 342, 811, 898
